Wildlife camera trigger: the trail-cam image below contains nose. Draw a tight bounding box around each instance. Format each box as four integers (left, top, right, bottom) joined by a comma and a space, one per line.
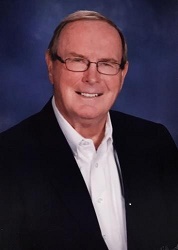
82, 62, 100, 84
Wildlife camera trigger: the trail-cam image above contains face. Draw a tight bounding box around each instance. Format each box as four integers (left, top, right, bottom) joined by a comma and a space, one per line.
46, 20, 128, 126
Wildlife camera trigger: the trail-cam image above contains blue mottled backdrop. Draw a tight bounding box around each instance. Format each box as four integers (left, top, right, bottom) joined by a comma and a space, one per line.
0, 0, 178, 146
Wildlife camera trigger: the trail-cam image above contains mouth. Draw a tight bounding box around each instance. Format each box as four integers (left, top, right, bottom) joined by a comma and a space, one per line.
76, 92, 103, 98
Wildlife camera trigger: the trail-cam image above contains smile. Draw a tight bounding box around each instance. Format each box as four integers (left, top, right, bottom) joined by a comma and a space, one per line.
76, 92, 102, 98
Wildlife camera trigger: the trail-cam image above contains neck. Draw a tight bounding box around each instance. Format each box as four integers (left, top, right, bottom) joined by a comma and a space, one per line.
53, 98, 108, 149
73, 120, 106, 150
77, 124, 105, 150
64, 116, 107, 149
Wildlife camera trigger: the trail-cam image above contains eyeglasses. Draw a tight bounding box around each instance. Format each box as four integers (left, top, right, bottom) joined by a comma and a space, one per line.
52, 54, 122, 75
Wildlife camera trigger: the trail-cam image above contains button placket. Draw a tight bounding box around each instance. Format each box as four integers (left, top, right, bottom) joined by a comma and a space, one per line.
90, 156, 106, 206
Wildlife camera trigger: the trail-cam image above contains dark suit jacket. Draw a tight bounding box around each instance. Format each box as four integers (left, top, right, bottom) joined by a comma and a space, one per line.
0, 100, 178, 250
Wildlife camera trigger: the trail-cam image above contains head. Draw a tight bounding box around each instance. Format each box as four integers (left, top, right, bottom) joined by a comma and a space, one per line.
46, 10, 128, 126
48, 10, 127, 70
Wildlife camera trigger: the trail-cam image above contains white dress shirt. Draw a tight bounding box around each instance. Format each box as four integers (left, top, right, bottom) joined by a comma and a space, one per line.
52, 97, 127, 250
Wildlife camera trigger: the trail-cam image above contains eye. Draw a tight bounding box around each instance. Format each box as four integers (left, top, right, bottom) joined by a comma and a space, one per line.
99, 61, 115, 68
71, 57, 87, 63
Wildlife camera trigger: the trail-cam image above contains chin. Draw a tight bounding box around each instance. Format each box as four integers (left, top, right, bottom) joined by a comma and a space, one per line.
77, 110, 98, 119
75, 106, 107, 120
79, 113, 97, 120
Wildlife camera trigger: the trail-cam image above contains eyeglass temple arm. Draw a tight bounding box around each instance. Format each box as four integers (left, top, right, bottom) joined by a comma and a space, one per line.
50, 54, 65, 63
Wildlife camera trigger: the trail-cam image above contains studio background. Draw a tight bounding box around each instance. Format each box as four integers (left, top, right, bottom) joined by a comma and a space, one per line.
0, 0, 178, 146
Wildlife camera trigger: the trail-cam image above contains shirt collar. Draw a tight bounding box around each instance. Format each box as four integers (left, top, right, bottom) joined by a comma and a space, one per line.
52, 96, 113, 156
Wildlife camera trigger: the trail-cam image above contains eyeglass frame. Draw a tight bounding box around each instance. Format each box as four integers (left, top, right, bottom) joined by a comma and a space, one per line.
51, 53, 123, 75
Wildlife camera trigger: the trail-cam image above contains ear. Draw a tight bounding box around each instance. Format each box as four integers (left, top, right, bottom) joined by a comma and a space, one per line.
45, 50, 54, 84
120, 61, 129, 90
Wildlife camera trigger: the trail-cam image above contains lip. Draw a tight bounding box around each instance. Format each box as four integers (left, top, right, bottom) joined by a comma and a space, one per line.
76, 91, 103, 98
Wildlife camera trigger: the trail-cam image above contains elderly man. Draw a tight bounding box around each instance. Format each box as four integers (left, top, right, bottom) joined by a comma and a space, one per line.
0, 10, 178, 250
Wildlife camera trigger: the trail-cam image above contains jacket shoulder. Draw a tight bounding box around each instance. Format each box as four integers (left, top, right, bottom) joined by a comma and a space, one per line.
110, 109, 172, 135
110, 109, 178, 152
110, 109, 161, 128
0, 99, 55, 145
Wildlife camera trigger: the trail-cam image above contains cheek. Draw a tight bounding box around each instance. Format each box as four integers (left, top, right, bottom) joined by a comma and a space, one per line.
115, 74, 124, 92
59, 70, 83, 88
106, 76, 122, 93
53, 70, 83, 95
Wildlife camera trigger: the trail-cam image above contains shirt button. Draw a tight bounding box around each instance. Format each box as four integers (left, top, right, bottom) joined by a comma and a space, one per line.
95, 163, 98, 168
79, 140, 89, 146
97, 198, 103, 203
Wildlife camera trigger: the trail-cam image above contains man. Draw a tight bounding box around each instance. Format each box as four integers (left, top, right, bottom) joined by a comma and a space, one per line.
0, 10, 178, 250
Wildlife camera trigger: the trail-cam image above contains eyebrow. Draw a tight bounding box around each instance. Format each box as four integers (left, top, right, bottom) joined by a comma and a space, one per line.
66, 52, 119, 63
99, 58, 119, 63
67, 52, 85, 58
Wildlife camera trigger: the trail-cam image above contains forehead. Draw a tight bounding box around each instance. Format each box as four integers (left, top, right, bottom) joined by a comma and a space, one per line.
57, 20, 122, 58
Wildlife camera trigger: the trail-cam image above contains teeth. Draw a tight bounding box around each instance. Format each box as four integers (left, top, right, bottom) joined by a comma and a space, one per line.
81, 92, 99, 97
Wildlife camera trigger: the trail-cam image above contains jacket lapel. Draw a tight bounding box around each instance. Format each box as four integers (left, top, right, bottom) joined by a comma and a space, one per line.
36, 100, 108, 249
111, 110, 135, 248
110, 110, 178, 249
